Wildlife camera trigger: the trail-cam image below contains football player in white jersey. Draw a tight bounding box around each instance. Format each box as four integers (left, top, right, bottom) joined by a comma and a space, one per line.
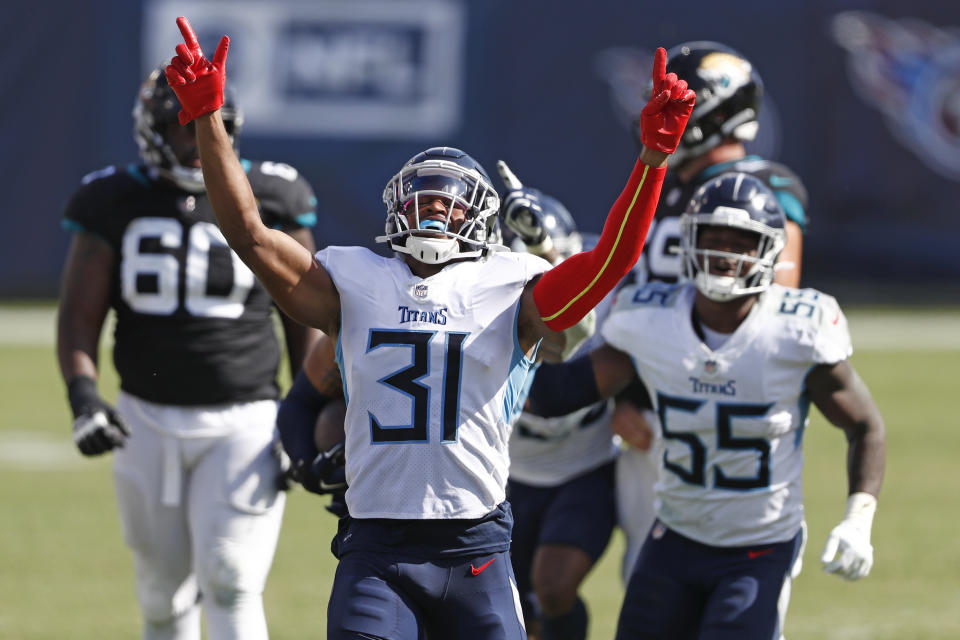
613, 41, 812, 585
496, 162, 620, 640
163, 16, 694, 639
528, 172, 885, 639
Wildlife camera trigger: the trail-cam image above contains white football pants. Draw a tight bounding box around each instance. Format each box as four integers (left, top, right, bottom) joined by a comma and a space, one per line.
113, 392, 286, 640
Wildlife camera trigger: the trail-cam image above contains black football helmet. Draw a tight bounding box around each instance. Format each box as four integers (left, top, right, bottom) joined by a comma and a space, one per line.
132, 67, 243, 192
379, 147, 501, 264
680, 172, 785, 301
657, 41, 763, 167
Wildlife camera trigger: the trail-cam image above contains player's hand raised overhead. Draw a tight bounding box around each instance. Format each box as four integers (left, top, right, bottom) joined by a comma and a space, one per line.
165, 16, 229, 125
497, 160, 549, 246
637, 47, 696, 154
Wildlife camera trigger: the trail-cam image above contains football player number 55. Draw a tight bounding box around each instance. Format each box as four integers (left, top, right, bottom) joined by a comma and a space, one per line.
120, 218, 254, 318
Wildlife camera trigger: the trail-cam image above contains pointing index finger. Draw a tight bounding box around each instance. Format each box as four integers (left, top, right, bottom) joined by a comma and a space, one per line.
496, 160, 524, 190
177, 16, 202, 54
651, 47, 666, 91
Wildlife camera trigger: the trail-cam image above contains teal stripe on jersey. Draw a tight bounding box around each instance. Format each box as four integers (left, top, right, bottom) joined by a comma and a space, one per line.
502, 303, 538, 425
335, 329, 350, 406
125, 163, 151, 187
775, 191, 807, 231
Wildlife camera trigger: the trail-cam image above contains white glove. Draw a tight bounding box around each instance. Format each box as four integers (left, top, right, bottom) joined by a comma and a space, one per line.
820, 492, 877, 580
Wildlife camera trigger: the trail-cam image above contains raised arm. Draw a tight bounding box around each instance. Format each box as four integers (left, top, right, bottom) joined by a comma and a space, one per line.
806, 359, 886, 580
165, 17, 340, 335
517, 47, 694, 350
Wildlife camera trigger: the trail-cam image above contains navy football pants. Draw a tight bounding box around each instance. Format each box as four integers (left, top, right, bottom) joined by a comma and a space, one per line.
328, 548, 526, 639
615, 522, 803, 640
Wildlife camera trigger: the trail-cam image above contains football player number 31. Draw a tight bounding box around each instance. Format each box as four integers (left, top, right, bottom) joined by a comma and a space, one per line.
367, 330, 468, 444
120, 218, 254, 318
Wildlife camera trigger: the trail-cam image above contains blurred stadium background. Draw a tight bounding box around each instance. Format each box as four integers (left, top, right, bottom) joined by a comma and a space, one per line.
2, 0, 959, 637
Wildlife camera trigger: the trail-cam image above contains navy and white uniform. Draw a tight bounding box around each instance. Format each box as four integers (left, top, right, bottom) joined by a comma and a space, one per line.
617, 155, 810, 580
62, 160, 316, 636
319, 247, 550, 639
603, 282, 850, 640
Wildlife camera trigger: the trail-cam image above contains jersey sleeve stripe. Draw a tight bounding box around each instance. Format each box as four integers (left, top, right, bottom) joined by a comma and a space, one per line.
539, 164, 651, 323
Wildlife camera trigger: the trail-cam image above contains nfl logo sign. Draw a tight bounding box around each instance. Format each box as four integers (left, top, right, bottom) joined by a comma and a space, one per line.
704, 359, 718, 374
414, 284, 428, 299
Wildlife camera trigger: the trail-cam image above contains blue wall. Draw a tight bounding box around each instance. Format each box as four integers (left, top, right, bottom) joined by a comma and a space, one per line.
6, 0, 960, 302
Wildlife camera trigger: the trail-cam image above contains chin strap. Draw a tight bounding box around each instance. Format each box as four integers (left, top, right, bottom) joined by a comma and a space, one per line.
533, 159, 666, 331
403, 236, 461, 264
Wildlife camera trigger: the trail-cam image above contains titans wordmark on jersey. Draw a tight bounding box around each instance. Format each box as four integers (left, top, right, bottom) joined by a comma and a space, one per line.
62, 161, 317, 405
601, 281, 851, 547
318, 246, 550, 520
634, 156, 809, 285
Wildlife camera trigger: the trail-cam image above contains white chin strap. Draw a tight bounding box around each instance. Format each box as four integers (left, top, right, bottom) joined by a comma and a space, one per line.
695, 273, 741, 302
163, 166, 206, 193
403, 236, 461, 264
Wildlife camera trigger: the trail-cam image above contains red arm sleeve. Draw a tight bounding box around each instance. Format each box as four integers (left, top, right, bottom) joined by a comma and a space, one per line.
532, 159, 666, 331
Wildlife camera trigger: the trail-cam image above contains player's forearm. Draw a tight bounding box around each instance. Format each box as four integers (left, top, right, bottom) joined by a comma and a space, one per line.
532, 157, 666, 331
56, 236, 112, 384
277, 370, 330, 464
845, 416, 886, 497
195, 111, 266, 252
56, 302, 103, 383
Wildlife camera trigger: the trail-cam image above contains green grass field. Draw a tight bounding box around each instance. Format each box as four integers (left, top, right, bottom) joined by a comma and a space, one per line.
1, 306, 959, 639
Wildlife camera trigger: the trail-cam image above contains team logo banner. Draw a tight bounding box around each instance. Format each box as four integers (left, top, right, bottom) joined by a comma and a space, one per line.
833, 11, 960, 181
143, 0, 466, 138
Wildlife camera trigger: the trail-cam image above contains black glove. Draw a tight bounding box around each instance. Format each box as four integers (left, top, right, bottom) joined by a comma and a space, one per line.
290, 441, 347, 496
496, 160, 549, 246
67, 376, 129, 456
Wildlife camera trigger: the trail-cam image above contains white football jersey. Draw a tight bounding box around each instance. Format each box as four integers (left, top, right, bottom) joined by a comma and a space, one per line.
602, 282, 852, 546
318, 247, 551, 519
508, 294, 619, 486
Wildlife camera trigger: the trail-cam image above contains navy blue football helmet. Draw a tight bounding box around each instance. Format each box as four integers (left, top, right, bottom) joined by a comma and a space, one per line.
680, 172, 786, 301
501, 188, 583, 259
133, 67, 243, 192
380, 147, 500, 264
659, 41, 763, 167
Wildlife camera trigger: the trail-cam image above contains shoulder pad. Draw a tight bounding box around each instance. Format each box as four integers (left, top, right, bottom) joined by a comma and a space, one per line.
767, 286, 851, 364
246, 160, 318, 230
613, 281, 683, 311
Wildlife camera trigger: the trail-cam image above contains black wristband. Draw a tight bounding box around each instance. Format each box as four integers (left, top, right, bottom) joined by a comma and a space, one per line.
67, 375, 99, 417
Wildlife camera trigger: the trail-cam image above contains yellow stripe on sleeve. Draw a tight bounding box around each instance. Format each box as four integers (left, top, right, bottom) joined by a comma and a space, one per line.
540, 164, 650, 323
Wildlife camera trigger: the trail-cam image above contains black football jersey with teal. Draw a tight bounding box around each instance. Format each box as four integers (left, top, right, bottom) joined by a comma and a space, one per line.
635, 156, 808, 285
63, 161, 317, 405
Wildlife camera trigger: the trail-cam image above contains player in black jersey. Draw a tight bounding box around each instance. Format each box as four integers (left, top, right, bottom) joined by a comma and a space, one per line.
615, 41, 813, 583
56, 68, 320, 640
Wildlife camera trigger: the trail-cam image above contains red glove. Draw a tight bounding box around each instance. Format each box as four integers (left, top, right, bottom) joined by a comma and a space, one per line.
638, 47, 696, 154
164, 16, 230, 125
